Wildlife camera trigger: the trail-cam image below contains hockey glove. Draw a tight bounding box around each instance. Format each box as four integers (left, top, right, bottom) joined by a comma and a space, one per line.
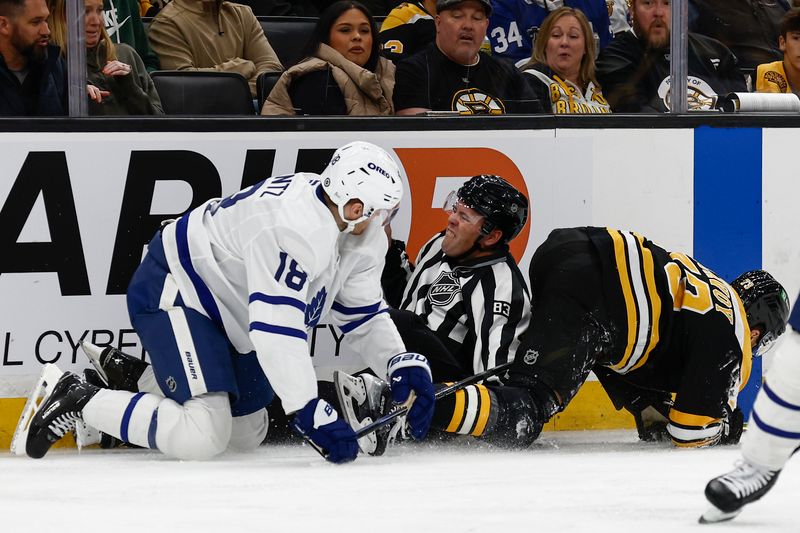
720, 406, 744, 445
387, 352, 435, 440
291, 398, 358, 464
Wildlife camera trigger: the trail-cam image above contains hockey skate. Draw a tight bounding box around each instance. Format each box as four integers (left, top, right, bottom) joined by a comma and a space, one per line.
699, 460, 781, 523
10, 363, 65, 455
24, 370, 100, 459
81, 341, 147, 392
333, 371, 400, 456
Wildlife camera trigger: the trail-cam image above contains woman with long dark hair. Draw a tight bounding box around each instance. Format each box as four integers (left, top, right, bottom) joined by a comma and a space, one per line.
261, 0, 394, 115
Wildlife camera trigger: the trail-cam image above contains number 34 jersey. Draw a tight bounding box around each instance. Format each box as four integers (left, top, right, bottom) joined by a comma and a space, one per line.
160, 174, 404, 413
585, 227, 753, 432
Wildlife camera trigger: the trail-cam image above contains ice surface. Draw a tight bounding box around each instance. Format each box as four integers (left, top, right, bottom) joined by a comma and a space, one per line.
1, 430, 797, 533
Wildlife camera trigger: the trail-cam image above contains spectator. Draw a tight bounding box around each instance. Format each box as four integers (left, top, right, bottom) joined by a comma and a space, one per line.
103, 0, 159, 72
261, 1, 394, 116
148, 0, 283, 97
380, 1, 437, 61
596, 0, 747, 112
488, 0, 613, 66
520, 6, 611, 113
0, 0, 66, 115
690, 0, 790, 73
49, 0, 162, 115
755, 8, 800, 96
393, 0, 542, 115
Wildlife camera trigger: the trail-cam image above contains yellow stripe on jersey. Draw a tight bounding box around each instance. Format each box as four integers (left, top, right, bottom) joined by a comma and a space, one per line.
446, 389, 466, 432
607, 229, 638, 371
733, 291, 753, 390
471, 384, 491, 436
628, 232, 662, 372
668, 408, 719, 429
672, 437, 718, 448
380, 3, 430, 31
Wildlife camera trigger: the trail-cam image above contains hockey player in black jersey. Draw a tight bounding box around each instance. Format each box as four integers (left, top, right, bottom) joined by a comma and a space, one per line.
438, 227, 790, 449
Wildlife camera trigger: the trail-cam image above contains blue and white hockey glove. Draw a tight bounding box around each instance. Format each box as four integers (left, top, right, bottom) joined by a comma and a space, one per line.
291, 398, 358, 464
388, 352, 435, 440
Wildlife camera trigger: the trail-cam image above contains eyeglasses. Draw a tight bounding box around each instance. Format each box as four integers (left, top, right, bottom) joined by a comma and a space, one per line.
443, 190, 484, 225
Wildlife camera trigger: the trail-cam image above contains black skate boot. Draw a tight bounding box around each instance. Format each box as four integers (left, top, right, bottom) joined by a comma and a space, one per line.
26, 372, 100, 459
81, 341, 148, 392
700, 460, 781, 523
333, 371, 396, 456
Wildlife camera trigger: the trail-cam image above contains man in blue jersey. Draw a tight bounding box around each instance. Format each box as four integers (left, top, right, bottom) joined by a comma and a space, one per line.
488, 0, 613, 65
18, 141, 435, 464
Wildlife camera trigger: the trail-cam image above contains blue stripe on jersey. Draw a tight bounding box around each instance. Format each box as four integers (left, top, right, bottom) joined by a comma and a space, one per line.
751, 409, 800, 439
249, 293, 307, 313
339, 308, 388, 333
250, 321, 308, 340
763, 382, 800, 411
147, 408, 159, 450
175, 215, 223, 325
121, 392, 146, 443
331, 301, 382, 315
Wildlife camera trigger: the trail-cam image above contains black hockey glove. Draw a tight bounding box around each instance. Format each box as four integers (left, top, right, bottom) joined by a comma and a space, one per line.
720, 406, 744, 445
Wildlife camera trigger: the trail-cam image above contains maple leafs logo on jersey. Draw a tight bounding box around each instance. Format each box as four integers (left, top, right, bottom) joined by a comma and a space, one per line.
305, 287, 327, 328
427, 272, 460, 306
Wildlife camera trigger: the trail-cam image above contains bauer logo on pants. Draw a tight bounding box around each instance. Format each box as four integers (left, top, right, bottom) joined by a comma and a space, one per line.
427, 272, 460, 306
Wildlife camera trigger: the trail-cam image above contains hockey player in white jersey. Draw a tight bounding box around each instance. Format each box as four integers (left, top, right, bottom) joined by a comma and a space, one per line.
19, 141, 435, 464
701, 292, 800, 523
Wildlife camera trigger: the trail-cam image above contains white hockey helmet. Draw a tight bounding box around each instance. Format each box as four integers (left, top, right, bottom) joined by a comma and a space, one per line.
321, 141, 403, 233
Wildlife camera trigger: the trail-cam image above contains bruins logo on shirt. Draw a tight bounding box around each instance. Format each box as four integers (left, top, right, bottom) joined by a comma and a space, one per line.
657, 75, 717, 110
451, 88, 506, 115
764, 70, 788, 93
427, 271, 461, 306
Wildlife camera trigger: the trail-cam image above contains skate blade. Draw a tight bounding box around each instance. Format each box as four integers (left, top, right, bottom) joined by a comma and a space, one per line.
699, 505, 742, 524
80, 341, 109, 386
333, 370, 377, 455
10, 363, 65, 456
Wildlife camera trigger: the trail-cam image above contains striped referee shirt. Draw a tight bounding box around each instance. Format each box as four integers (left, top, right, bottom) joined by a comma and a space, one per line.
400, 232, 531, 374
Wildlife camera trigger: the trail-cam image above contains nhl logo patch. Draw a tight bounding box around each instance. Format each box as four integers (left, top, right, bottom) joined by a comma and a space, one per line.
427, 271, 460, 306
166, 376, 177, 393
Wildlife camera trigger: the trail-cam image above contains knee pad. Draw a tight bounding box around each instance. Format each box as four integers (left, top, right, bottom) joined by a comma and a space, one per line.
155, 393, 232, 460
228, 408, 269, 452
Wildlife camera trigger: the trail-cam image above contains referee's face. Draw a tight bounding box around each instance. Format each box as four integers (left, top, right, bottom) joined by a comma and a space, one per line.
442, 201, 484, 257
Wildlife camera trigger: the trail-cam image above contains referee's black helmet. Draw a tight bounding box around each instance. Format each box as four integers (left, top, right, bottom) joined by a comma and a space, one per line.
457, 174, 528, 243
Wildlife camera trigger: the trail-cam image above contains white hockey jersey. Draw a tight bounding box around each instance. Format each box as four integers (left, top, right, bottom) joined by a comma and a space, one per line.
160, 173, 405, 413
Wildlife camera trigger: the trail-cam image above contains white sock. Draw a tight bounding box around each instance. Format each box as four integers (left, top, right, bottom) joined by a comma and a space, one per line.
83, 389, 161, 449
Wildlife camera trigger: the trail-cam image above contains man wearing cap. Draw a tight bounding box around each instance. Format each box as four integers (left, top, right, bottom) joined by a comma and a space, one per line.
393, 0, 543, 115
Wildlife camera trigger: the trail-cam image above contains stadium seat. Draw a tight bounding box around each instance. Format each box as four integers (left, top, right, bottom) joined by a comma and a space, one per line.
150, 71, 256, 115
259, 17, 317, 68
256, 71, 283, 113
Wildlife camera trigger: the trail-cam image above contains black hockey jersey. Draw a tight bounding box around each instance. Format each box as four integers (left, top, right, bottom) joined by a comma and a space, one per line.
379, 2, 435, 61
596, 31, 747, 112
585, 227, 752, 447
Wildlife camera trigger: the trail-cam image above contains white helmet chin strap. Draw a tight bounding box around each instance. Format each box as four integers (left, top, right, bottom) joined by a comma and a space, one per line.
338, 204, 369, 234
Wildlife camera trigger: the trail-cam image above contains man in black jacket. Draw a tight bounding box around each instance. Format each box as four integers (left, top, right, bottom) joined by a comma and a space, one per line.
0, 0, 66, 116
596, 0, 747, 112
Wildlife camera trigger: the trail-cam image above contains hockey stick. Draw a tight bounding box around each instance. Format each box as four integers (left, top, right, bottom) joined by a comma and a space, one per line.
354, 361, 514, 439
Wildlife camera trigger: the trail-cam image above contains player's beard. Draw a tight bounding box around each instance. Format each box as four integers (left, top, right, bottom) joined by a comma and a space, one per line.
636, 19, 670, 50
12, 31, 48, 63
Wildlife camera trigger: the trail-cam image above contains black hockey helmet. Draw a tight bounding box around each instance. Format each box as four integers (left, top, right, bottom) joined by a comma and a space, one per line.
454, 174, 528, 243
731, 269, 791, 356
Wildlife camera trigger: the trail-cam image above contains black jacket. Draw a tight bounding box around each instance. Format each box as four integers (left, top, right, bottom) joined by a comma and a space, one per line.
596, 31, 747, 113
0, 44, 67, 116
